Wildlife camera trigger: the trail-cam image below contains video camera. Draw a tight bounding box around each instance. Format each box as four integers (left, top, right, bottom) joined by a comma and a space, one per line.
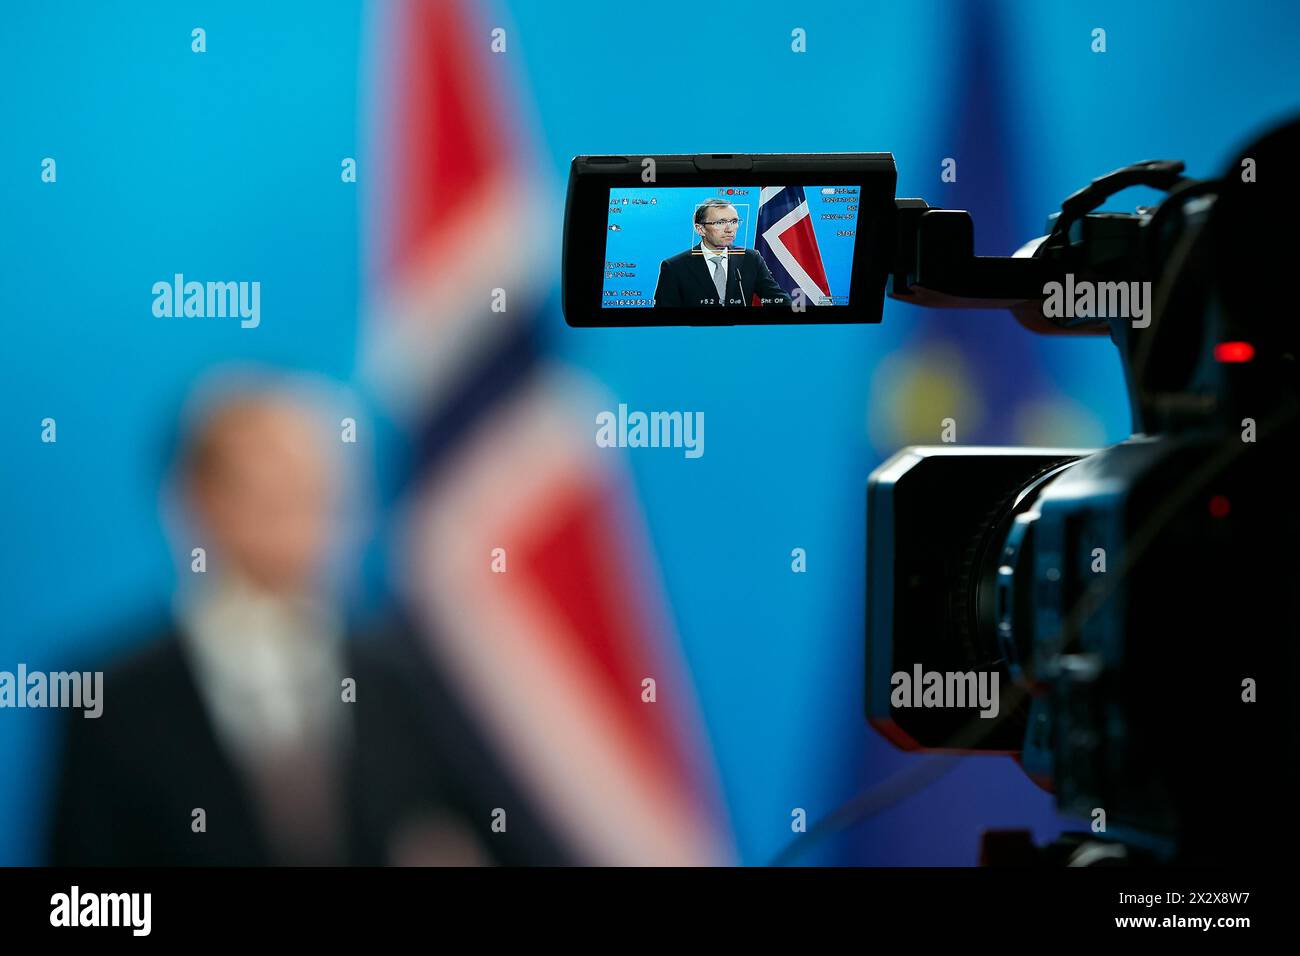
562, 118, 1299, 865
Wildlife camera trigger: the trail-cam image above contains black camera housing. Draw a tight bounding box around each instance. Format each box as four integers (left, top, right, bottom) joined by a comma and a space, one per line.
562, 117, 1300, 864
865, 446, 1089, 755
865, 117, 1300, 862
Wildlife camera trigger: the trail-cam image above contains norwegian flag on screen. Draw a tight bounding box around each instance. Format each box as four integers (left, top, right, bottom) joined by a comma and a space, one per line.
361, 0, 731, 865
755, 186, 832, 305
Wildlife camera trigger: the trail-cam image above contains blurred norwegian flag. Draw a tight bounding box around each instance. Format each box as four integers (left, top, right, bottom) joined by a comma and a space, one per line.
361, 0, 733, 865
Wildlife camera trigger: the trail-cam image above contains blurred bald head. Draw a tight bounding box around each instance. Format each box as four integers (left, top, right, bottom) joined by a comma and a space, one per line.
182, 393, 334, 595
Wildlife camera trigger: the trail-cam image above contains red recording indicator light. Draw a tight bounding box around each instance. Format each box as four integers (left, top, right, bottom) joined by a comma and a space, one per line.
1208, 495, 1231, 519
1214, 341, 1255, 363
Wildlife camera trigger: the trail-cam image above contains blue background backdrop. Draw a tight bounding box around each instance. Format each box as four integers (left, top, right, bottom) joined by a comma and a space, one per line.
3, 0, 1299, 866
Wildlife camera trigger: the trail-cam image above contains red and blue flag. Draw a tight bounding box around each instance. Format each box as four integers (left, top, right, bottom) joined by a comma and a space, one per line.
755, 186, 832, 305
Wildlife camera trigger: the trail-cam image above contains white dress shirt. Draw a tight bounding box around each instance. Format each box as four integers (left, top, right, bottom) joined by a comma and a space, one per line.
177, 573, 350, 862
177, 573, 349, 763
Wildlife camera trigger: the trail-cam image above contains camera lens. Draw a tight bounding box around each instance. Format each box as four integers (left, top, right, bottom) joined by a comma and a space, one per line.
956, 458, 1083, 686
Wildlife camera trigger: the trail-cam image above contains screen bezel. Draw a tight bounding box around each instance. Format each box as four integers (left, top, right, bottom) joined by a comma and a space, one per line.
562, 153, 897, 327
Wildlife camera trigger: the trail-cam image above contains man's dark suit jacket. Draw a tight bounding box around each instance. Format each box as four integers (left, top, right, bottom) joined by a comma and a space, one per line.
653, 245, 791, 308
48, 617, 571, 866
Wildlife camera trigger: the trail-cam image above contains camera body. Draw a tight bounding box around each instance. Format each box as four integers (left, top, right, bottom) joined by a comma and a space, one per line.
866, 119, 1300, 862
563, 117, 1300, 864
868, 431, 1298, 861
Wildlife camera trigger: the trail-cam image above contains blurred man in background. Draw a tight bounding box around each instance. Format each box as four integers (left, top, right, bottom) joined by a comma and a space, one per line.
48, 381, 568, 866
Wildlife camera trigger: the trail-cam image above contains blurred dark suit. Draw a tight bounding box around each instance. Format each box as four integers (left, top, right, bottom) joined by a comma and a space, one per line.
49, 616, 571, 867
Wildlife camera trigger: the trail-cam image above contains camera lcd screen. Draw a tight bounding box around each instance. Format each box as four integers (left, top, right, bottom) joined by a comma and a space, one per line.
603, 185, 863, 310
562, 153, 896, 327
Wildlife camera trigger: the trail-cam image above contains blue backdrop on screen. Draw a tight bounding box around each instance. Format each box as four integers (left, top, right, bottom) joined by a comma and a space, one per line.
602, 185, 859, 308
